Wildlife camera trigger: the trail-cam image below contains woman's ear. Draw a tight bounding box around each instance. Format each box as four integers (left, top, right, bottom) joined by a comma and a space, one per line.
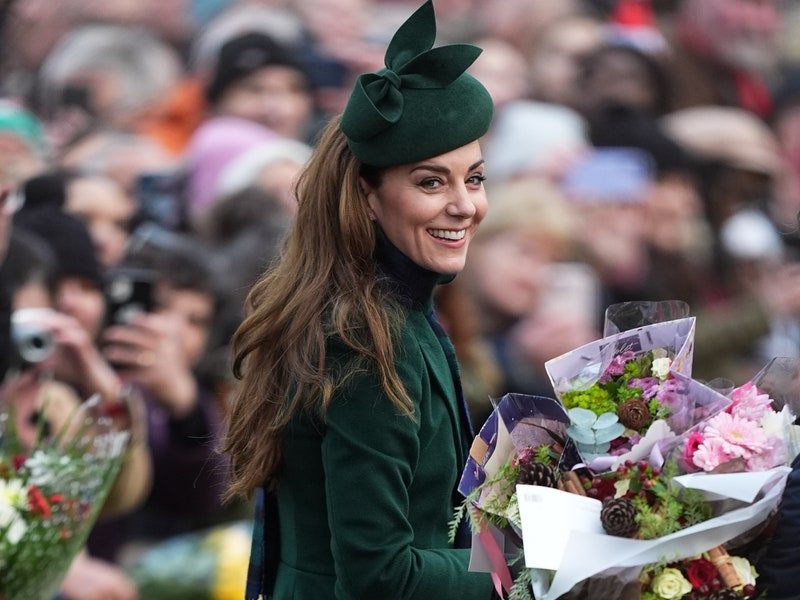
358, 176, 378, 221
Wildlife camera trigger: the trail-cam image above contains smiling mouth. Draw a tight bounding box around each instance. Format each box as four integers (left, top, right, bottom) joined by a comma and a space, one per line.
427, 228, 466, 241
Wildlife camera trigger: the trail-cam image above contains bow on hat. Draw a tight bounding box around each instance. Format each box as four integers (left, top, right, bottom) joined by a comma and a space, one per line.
341, 1, 482, 142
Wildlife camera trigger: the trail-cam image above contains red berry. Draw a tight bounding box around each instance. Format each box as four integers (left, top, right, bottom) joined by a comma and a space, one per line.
625, 460, 634, 468
743, 584, 756, 597
643, 480, 653, 489
698, 585, 709, 595
709, 579, 721, 591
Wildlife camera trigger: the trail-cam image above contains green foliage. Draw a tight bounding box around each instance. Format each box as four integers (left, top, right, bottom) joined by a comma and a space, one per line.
562, 386, 617, 415
616, 385, 644, 404
648, 398, 672, 421
621, 352, 654, 383
628, 460, 712, 540
509, 568, 535, 600
534, 445, 554, 466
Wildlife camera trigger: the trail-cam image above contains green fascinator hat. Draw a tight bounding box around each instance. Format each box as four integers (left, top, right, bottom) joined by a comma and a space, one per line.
341, 0, 493, 167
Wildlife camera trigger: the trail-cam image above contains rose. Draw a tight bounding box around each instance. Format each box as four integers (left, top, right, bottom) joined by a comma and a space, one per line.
685, 558, 717, 588
682, 432, 704, 471
650, 568, 692, 599
618, 399, 650, 431
730, 556, 757, 588
652, 357, 672, 380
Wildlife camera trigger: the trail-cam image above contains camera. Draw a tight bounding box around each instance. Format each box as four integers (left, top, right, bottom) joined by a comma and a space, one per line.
11, 309, 55, 368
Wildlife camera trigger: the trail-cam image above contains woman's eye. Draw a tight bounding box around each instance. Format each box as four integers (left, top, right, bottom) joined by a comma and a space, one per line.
467, 174, 487, 186
419, 178, 443, 189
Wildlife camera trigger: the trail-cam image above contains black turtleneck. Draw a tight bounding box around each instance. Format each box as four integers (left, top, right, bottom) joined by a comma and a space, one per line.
373, 226, 454, 312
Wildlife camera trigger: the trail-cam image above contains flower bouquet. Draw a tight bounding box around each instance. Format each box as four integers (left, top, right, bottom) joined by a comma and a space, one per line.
454, 393, 571, 598
0, 391, 131, 600
545, 310, 707, 470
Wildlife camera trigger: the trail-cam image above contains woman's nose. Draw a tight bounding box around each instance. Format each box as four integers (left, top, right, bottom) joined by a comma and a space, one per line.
446, 186, 477, 218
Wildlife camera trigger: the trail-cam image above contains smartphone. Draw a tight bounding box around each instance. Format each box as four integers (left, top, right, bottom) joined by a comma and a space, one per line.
537, 262, 601, 329
104, 268, 156, 327
135, 171, 187, 231
562, 148, 654, 204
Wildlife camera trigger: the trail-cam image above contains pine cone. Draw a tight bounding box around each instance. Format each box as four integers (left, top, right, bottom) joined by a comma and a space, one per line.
516, 461, 558, 488
708, 590, 743, 600
618, 399, 650, 431
600, 497, 638, 537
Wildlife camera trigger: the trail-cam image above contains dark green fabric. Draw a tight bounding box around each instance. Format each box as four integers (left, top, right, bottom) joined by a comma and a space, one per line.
340, 0, 493, 167
272, 312, 494, 599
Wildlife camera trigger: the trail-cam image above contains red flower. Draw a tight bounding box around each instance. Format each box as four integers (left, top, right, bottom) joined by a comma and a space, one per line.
685, 558, 717, 589
28, 485, 52, 519
12, 454, 26, 471
49, 494, 65, 504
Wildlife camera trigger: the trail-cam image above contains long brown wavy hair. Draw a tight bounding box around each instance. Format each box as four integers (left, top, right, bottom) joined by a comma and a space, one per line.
221, 117, 413, 501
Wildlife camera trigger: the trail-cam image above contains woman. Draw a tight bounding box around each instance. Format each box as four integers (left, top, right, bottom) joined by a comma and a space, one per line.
223, 2, 496, 598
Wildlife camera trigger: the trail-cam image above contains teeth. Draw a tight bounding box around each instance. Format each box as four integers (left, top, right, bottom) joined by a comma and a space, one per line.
428, 229, 466, 241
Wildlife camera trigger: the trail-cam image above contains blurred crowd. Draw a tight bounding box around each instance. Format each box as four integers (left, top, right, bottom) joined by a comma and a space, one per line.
1, 0, 800, 597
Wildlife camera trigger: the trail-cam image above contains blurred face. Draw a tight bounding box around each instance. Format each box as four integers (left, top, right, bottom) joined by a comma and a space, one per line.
154, 284, 213, 368
0, 134, 44, 187
66, 176, 136, 267
55, 277, 105, 340
582, 49, 659, 115
470, 38, 529, 110
216, 66, 313, 140
256, 159, 302, 216
363, 142, 487, 275
468, 232, 549, 318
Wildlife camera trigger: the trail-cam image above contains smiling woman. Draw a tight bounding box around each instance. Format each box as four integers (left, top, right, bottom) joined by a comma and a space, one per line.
221, 2, 495, 599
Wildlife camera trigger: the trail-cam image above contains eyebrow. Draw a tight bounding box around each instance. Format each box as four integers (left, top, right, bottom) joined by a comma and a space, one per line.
410, 159, 485, 175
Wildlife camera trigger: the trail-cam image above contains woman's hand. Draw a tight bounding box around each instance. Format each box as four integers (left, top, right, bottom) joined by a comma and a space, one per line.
60, 551, 138, 600
102, 313, 197, 419
32, 310, 122, 402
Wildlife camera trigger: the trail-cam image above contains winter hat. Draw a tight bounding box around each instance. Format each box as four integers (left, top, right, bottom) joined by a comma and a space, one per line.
340, 0, 493, 167
205, 31, 309, 104
185, 116, 279, 217
14, 208, 103, 289
484, 101, 588, 182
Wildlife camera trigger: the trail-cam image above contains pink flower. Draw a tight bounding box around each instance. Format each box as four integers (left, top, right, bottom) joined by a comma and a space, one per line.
728, 382, 773, 421
600, 351, 636, 383
683, 432, 705, 469
703, 412, 770, 459
693, 436, 731, 471
746, 437, 787, 471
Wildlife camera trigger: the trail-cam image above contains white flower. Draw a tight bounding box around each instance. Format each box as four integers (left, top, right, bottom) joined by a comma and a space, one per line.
730, 556, 757, 588
5, 513, 27, 544
651, 357, 672, 381
0, 478, 28, 510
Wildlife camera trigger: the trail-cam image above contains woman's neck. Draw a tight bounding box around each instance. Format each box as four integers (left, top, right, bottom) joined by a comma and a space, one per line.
374, 228, 449, 311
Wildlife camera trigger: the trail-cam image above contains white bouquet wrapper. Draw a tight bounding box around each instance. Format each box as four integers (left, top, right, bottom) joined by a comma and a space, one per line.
518, 466, 790, 600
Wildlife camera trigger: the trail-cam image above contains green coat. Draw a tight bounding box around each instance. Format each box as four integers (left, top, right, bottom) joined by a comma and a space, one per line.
271, 307, 494, 599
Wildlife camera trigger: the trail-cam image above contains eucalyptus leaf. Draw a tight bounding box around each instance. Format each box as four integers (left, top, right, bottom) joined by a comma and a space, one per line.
594, 422, 626, 444
593, 412, 619, 430
566, 425, 597, 445
568, 408, 597, 429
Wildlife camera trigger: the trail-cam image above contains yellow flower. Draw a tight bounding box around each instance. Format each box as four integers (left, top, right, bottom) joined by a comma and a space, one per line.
651, 568, 692, 599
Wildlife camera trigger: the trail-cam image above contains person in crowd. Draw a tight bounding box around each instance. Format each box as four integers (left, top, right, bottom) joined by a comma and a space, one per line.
5, 209, 150, 600
0, 100, 47, 188
670, 0, 781, 117
88, 229, 229, 559
203, 30, 316, 142
36, 24, 182, 134
223, 2, 496, 597
463, 178, 598, 398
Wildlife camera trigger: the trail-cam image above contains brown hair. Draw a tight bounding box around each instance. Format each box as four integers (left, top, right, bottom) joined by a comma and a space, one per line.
221, 117, 413, 501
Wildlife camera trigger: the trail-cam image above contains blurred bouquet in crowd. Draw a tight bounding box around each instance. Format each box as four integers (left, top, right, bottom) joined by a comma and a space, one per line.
458, 302, 799, 600
0, 391, 130, 600
129, 521, 251, 600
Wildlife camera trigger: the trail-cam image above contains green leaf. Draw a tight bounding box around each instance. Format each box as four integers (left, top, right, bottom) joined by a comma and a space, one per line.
594, 423, 625, 444
566, 425, 596, 445
593, 412, 619, 430
568, 407, 597, 429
